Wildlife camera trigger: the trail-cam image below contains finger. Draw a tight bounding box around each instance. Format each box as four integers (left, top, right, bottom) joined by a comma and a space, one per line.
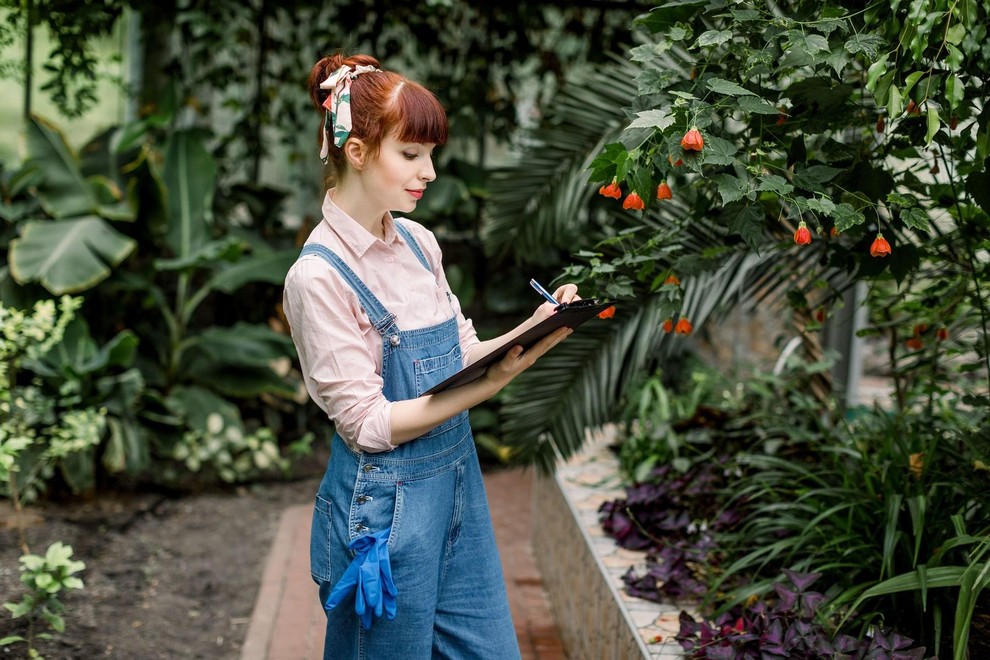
521, 327, 572, 362
552, 283, 580, 304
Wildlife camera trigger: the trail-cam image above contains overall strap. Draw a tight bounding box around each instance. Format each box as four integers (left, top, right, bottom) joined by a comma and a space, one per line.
394, 221, 431, 272
298, 244, 397, 336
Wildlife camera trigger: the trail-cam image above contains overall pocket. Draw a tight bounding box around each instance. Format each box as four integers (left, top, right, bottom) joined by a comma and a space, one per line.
413, 344, 462, 396
309, 494, 333, 583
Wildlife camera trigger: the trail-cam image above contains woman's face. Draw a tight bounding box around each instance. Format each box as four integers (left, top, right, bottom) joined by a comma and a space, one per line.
362, 133, 437, 214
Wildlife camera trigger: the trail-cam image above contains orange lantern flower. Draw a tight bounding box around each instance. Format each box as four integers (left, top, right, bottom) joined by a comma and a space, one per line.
814, 308, 826, 323
794, 221, 812, 245
662, 318, 674, 333
656, 182, 673, 200
674, 318, 693, 335
906, 337, 923, 350
909, 452, 924, 479
830, 226, 840, 238
876, 116, 885, 133
597, 305, 616, 319
681, 127, 704, 151
936, 327, 949, 341
870, 233, 892, 257
622, 191, 645, 210
599, 179, 621, 199
664, 274, 680, 286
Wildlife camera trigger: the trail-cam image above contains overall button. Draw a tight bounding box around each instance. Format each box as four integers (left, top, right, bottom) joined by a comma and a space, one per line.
362, 464, 378, 473
356, 495, 373, 504
353, 523, 369, 533
389, 334, 401, 346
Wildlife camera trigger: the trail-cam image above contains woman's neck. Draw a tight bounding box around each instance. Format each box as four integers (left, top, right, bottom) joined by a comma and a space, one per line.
331, 183, 386, 240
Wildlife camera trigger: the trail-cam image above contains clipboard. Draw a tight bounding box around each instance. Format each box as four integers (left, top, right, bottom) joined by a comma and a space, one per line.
424, 299, 614, 394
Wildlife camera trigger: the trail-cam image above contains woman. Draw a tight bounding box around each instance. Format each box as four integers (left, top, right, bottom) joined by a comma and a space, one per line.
282, 52, 578, 659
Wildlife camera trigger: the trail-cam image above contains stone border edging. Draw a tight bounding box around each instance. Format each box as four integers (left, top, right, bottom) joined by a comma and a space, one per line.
532, 430, 689, 659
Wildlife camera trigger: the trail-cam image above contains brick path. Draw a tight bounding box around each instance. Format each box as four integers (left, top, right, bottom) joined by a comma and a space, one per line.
241, 468, 566, 660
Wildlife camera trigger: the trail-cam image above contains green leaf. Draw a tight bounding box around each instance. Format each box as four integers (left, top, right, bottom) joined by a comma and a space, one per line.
697, 29, 732, 47
207, 249, 299, 294
707, 77, 754, 97
713, 173, 749, 204
627, 109, 676, 130
901, 207, 930, 232
902, 71, 925, 97
925, 106, 941, 145
843, 33, 885, 59
966, 169, 990, 216
866, 56, 889, 93
756, 175, 794, 195
701, 136, 737, 166
728, 205, 764, 251
793, 165, 843, 191
887, 85, 903, 119
9, 217, 137, 294
24, 116, 97, 217
832, 203, 866, 232
164, 131, 217, 259
737, 96, 780, 115
945, 74, 964, 111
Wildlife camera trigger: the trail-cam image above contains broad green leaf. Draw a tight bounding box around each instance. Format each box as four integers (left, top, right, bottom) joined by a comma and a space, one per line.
832, 203, 866, 231
737, 96, 780, 115
184, 323, 296, 369
207, 249, 299, 294
164, 131, 216, 259
707, 77, 754, 97
866, 56, 889, 93
887, 85, 903, 118
728, 205, 764, 251
9, 216, 137, 294
713, 173, 749, 204
805, 197, 836, 216
901, 207, 930, 232
844, 33, 885, 59
24, 115, 97, 217
627, 109, 676, 130
925, 106, 941, 145
697, 29, 732, 47
902, 70, 925, 97
756, 174, 794, 195
701, 136, 736, 166
945, 74, 964, 111
793, 165, 843, 191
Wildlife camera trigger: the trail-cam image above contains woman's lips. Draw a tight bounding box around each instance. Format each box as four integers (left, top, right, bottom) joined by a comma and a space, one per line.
407, 189, 424, 200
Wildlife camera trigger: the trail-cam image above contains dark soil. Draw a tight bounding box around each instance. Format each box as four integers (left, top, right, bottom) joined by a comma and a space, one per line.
0, 463, 325, 659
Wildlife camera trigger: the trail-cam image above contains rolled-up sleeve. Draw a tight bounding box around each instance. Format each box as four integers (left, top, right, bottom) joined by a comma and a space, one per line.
283, 258, 395, 453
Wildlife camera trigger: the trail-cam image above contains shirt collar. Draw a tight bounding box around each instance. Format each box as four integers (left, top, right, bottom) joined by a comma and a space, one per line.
321, 190, 401, 257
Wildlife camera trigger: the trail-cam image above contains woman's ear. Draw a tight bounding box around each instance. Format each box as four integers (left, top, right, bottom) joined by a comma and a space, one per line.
343, 139, 367, 171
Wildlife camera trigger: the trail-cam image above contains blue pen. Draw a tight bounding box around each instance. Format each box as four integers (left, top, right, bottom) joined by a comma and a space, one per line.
529, 279, 560, 306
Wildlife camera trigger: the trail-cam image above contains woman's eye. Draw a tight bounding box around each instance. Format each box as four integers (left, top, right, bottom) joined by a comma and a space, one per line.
403, 152, 418, 160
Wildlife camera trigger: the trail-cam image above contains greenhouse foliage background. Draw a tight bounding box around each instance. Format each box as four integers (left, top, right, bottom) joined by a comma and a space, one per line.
2, 0, 989, 658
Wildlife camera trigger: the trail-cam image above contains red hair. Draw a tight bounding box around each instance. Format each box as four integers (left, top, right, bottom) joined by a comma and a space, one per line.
308, 53, 448, 187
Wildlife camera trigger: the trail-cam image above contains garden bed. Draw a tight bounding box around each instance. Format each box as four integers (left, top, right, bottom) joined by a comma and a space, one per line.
533, 426, 690, 659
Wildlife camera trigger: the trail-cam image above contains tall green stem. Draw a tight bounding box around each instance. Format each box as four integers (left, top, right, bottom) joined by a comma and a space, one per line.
22, 0, 32, 119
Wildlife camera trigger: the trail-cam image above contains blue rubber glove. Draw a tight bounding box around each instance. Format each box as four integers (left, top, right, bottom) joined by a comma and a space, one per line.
324, 527, 398, 630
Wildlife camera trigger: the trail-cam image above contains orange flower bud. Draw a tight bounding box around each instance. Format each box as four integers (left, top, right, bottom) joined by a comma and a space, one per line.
776, 108, 787, 126
870, 233, 891, 257
656, 182, 672, 200
794, 221, 812, 245
906, 99, 920, 115
905, 337, 923, 350
876, 116, 885, 133
599, 179, 622, 199
830, 226, 840, 238
681, 127, 704, 151
913, 324, 929, 336
622, 191, 645, 210
662, 318, 674, 333
936, 327, 949, 341
597, 305, 616, 320
814, 308, 826, 323
909, 452, 924, 479
664, 274, 680, 286
674, 318, 693, 335
949, 116, 958, 131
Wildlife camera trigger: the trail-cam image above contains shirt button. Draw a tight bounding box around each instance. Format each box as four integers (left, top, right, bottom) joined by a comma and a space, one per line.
386, 256, 395, 263
390, 334, 401, 346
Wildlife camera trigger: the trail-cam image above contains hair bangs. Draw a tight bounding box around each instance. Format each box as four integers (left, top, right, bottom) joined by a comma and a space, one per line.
391, 83, 448, 146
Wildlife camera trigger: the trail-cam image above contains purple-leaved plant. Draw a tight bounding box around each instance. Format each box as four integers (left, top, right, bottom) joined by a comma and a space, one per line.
674, 571, 931, 659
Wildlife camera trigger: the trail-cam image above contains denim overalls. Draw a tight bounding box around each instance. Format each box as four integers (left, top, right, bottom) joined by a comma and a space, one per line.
300, 223, 521, 660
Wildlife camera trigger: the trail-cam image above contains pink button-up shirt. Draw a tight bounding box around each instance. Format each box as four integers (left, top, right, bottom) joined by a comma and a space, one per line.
282, 192, 480, 453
